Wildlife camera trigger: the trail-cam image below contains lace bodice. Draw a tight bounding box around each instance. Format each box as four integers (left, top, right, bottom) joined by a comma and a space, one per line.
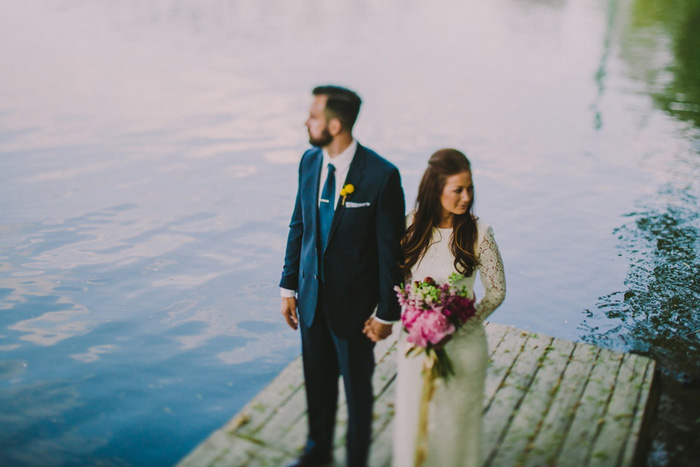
410, 220, 506, 322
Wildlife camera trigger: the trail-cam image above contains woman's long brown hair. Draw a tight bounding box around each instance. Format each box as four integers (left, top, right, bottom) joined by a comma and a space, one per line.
401, 148, 478, 278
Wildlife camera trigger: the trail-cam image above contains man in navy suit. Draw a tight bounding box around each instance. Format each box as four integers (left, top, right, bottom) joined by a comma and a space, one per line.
280, 85, 405, 467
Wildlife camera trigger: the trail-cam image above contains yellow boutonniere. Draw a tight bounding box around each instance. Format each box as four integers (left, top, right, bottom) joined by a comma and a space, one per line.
340, 184, 355, 206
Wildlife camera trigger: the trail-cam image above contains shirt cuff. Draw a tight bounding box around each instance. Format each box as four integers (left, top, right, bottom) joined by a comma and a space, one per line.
373, 316, 395, 324
280, 288, 296, 298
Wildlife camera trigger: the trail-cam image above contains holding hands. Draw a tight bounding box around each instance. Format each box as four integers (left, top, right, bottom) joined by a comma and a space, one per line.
363, 317, 393, 342
282, 297, 393, 343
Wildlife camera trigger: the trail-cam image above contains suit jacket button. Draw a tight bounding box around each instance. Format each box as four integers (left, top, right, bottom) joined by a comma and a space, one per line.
313, 274, 318, 280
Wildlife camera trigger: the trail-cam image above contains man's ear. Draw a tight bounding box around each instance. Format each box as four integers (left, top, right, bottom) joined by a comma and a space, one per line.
328, 118, 343, 136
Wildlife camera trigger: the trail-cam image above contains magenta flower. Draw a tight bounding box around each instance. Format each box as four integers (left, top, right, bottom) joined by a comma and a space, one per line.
396, 275, 476, 380
422, 310, 455, 345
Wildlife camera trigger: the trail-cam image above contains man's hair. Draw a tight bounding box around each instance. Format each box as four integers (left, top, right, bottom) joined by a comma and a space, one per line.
312, 85, 362, 131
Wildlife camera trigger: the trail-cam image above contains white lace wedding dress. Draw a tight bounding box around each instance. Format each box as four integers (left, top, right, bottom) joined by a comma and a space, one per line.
393, 220, 506, 467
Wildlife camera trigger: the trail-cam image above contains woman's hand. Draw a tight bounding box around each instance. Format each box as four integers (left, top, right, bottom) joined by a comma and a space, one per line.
363, 317, 393, 342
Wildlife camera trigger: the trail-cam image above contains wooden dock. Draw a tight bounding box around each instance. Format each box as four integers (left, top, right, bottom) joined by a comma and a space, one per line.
178, 322, 658, 466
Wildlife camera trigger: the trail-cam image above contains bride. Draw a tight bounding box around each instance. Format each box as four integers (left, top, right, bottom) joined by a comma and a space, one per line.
392, 149, 506, 467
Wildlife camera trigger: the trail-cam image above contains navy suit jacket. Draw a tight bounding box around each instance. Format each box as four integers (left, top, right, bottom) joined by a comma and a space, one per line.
280, 144, 405, 338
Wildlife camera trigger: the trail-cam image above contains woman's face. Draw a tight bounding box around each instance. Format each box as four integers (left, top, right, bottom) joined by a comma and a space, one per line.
440, 171, 473, 224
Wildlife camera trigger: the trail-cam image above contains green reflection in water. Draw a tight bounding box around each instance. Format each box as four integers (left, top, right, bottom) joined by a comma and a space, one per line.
630, 0, 700, 127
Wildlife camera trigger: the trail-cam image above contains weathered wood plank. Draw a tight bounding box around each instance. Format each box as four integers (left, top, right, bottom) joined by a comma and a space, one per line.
255, 384, 308, 453
484, 321, 511, 355
372, 332, 401, 396
365, 340, 400, 467
551, 347, 625, 465
522, 342, 601, 466
178, 431, 260, 467
483, 327, 530, 410
374, 326, 400, 359
621, 357, 657, 466
490, 337, 576, 466
482, 331, 553, 464
368, 416, 395, 467
589, 354, 650, 466
179, 323, 657, 467
224, 356, 304, 438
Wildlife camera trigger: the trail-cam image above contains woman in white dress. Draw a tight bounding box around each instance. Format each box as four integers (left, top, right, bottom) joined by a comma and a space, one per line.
392, 149, 506, 467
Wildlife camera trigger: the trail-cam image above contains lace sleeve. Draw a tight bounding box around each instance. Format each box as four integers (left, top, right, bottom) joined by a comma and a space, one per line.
475, 226, 506, 321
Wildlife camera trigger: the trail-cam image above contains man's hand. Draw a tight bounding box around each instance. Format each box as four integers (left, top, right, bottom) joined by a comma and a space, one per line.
363, 317, 393, 342
281, 297, 299, 330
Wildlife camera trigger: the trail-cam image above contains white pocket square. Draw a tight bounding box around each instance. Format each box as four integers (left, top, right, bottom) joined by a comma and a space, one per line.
345, 201, 371, 208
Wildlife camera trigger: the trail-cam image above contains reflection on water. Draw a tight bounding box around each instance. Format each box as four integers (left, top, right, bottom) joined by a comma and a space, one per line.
1, 0, 699, 465
631, 0, 700, 128
580, 0, 700, 464
584, 186, 700, 465
588, 198, 700, 361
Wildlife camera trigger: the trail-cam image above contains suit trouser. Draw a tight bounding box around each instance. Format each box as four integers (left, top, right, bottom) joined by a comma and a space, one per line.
299, 289, 375, 467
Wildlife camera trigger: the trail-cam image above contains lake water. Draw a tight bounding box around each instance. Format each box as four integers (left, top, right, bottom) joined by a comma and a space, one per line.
1, 0, 698, 465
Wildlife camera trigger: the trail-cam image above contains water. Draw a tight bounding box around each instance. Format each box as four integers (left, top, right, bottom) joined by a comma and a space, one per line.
1, 0, 698, 465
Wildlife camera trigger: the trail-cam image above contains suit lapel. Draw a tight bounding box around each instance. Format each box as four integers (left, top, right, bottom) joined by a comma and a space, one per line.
325, 145, 366, 249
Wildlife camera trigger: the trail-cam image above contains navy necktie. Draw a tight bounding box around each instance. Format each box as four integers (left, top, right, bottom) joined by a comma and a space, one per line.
319, 163, 336, 252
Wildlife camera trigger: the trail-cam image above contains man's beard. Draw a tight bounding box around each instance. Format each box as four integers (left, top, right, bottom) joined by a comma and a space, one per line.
309, 129, 333, 148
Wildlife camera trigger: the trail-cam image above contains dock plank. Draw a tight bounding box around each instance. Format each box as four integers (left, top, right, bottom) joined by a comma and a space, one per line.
522, 342, 601, 466
179, 431, 262, 467
551, 347, 625, 465
482, 331, 553, 464
589, 354, 651, 467
621, 358, 657, 466
178, 322, 657, 467
483, 326, 530, 410
227, 356, 304, 438
490, 337, 575, 466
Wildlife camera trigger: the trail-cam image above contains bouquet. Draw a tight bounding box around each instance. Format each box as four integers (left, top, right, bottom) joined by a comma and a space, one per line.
395, 272, 477, 381
395, 273, 477, 467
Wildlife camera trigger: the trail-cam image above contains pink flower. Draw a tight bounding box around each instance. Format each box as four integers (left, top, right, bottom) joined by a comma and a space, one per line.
405, 310, 456, 347
422, 310, 455, 345
401, 305, 422, 329
394, 286, 408, 307
406, 320, 428, 348
395, 274, 476, 381
397, 275, 474, 349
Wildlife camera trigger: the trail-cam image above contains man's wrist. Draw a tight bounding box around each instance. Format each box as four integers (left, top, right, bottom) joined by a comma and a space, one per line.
280, 288, 296, 298
373, 316, 394, 325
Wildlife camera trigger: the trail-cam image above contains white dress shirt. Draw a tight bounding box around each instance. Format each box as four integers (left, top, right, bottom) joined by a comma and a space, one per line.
318, 139, 356, 210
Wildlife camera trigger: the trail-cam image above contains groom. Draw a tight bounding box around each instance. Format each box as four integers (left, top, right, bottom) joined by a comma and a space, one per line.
280, 85, 405, 467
